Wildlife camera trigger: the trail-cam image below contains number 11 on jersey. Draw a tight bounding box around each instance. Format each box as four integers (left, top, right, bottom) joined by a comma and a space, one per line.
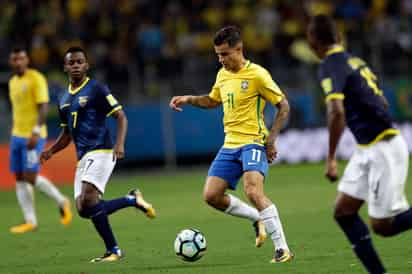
227, 92, 235, 109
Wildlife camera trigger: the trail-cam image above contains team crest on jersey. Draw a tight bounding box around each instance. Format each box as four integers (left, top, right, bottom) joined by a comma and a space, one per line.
78, 96, 88, 107
241, 80, 249, 91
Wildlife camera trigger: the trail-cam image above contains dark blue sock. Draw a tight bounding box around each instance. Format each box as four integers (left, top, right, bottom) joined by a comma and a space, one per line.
335, 214, 386, 274
85, 202, 118, 251
392, 208, 412, 235
103, 195, 136, 215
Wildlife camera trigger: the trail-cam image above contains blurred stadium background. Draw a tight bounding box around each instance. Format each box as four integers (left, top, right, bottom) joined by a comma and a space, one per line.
1, 1, 412, 273
0, 0, 412, 175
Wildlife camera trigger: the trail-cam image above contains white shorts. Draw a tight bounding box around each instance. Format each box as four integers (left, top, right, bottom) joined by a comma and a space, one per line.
338, 135, 410, 219
74, 150, 116, 199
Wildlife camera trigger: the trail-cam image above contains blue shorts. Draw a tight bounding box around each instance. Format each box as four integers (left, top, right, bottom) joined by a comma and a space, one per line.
208, 144, 269, 190
10, 136, 46, 173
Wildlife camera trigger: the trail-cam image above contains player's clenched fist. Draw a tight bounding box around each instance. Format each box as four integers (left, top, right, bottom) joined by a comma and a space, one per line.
265, 142, 277, 163
113, 143, 125, 161
325, 157, 338, 183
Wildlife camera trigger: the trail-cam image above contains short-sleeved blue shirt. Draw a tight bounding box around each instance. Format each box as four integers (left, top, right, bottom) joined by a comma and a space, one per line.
58, 78, 122, 160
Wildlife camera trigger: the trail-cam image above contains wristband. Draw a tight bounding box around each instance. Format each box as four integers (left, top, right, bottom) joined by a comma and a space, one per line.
32, 125, 41, 135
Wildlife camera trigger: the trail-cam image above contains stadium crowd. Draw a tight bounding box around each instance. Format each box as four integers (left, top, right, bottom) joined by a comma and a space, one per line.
0, 0, 411, 99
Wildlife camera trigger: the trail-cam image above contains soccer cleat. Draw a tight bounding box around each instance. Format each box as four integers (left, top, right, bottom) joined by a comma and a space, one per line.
270, 248, 294, 263
10, 223, 37, 234
129, 189, 156, 218
253, 220, 267, 247
59, 199, 73, 226
90, 249, 123, 263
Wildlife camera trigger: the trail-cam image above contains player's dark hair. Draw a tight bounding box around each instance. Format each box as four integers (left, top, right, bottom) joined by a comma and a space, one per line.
64, 46, 88, 60
11, 46, 28, 54
309, 15, 338, 46
214, 26, 242, 47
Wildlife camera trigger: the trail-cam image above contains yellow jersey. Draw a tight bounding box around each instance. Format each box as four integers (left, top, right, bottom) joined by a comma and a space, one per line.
209, 61, 284, 148
9, 68, 49, 138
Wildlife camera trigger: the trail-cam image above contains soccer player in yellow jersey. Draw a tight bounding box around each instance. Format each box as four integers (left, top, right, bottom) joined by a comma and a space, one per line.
170, 26, 293, 263
8, 48, 72, 234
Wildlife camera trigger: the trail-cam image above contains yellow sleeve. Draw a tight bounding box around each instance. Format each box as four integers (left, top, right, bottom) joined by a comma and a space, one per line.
257, 69, 284, 105
208, 72, 222, 102
208, 84, 221, 102
32, 72, 49, 104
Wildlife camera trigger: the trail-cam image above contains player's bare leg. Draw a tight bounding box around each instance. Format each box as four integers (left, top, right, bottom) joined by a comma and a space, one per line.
10, 172, 37, 234
203, 176, 262, 245
370, 218, 396, 236
203, 176, 230, 210
370, 210, 412, 237
243, 171, 292, 262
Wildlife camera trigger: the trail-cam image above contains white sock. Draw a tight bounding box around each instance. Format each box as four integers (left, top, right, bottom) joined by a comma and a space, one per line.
260, 204, 289, 251
224, 194, 260, 222
16, 181, 37, 225
35, 175, 66, 206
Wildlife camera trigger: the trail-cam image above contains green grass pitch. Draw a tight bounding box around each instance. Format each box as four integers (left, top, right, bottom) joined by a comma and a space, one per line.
1, 162, 412, 274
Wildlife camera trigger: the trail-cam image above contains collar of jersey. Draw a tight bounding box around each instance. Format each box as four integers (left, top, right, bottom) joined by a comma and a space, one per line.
225, 60, 251, 74
325, 45, 344, 57
69, 77, 90, 95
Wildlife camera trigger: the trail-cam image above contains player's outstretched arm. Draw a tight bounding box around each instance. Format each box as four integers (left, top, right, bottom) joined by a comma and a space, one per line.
325, 99, 345, 182
169, 95, 220, 112
40, 127, 72, 164
111, 109, 128, 160
266, 98, 290, 163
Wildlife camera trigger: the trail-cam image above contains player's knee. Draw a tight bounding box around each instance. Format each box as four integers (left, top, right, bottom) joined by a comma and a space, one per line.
244, 185, 254, 198
371, 224, 392, 237
246, 192, 259, 206
244, 188, 260, 205
333, 203, 357, 220
333, 208, 353, 226
203, 191, 218, 207
371, 220, 394, 237
77, 193, 99, 217
333, 208, 342, 221
78, 208, 90, 219
77, 201, 91, 219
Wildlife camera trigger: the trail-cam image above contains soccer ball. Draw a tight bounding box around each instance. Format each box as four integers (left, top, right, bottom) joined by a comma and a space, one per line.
174, 228, 207, 262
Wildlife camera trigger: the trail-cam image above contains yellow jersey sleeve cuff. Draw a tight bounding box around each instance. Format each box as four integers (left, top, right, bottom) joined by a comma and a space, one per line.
208, 94, 221, 103
325, 93, 345, 102
60, 123, 68, 127
106, 105, 122, 117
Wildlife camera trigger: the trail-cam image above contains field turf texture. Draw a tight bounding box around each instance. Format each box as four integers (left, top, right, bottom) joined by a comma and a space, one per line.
1, 162, 412, 274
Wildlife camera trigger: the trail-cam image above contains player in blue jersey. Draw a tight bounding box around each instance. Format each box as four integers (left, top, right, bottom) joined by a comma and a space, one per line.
40, 46, 156, 262
308, 15, 412, 274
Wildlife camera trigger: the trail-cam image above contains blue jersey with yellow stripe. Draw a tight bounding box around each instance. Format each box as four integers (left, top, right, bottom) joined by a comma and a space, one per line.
318, 45, 398, 146
58, 78, 122, 159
